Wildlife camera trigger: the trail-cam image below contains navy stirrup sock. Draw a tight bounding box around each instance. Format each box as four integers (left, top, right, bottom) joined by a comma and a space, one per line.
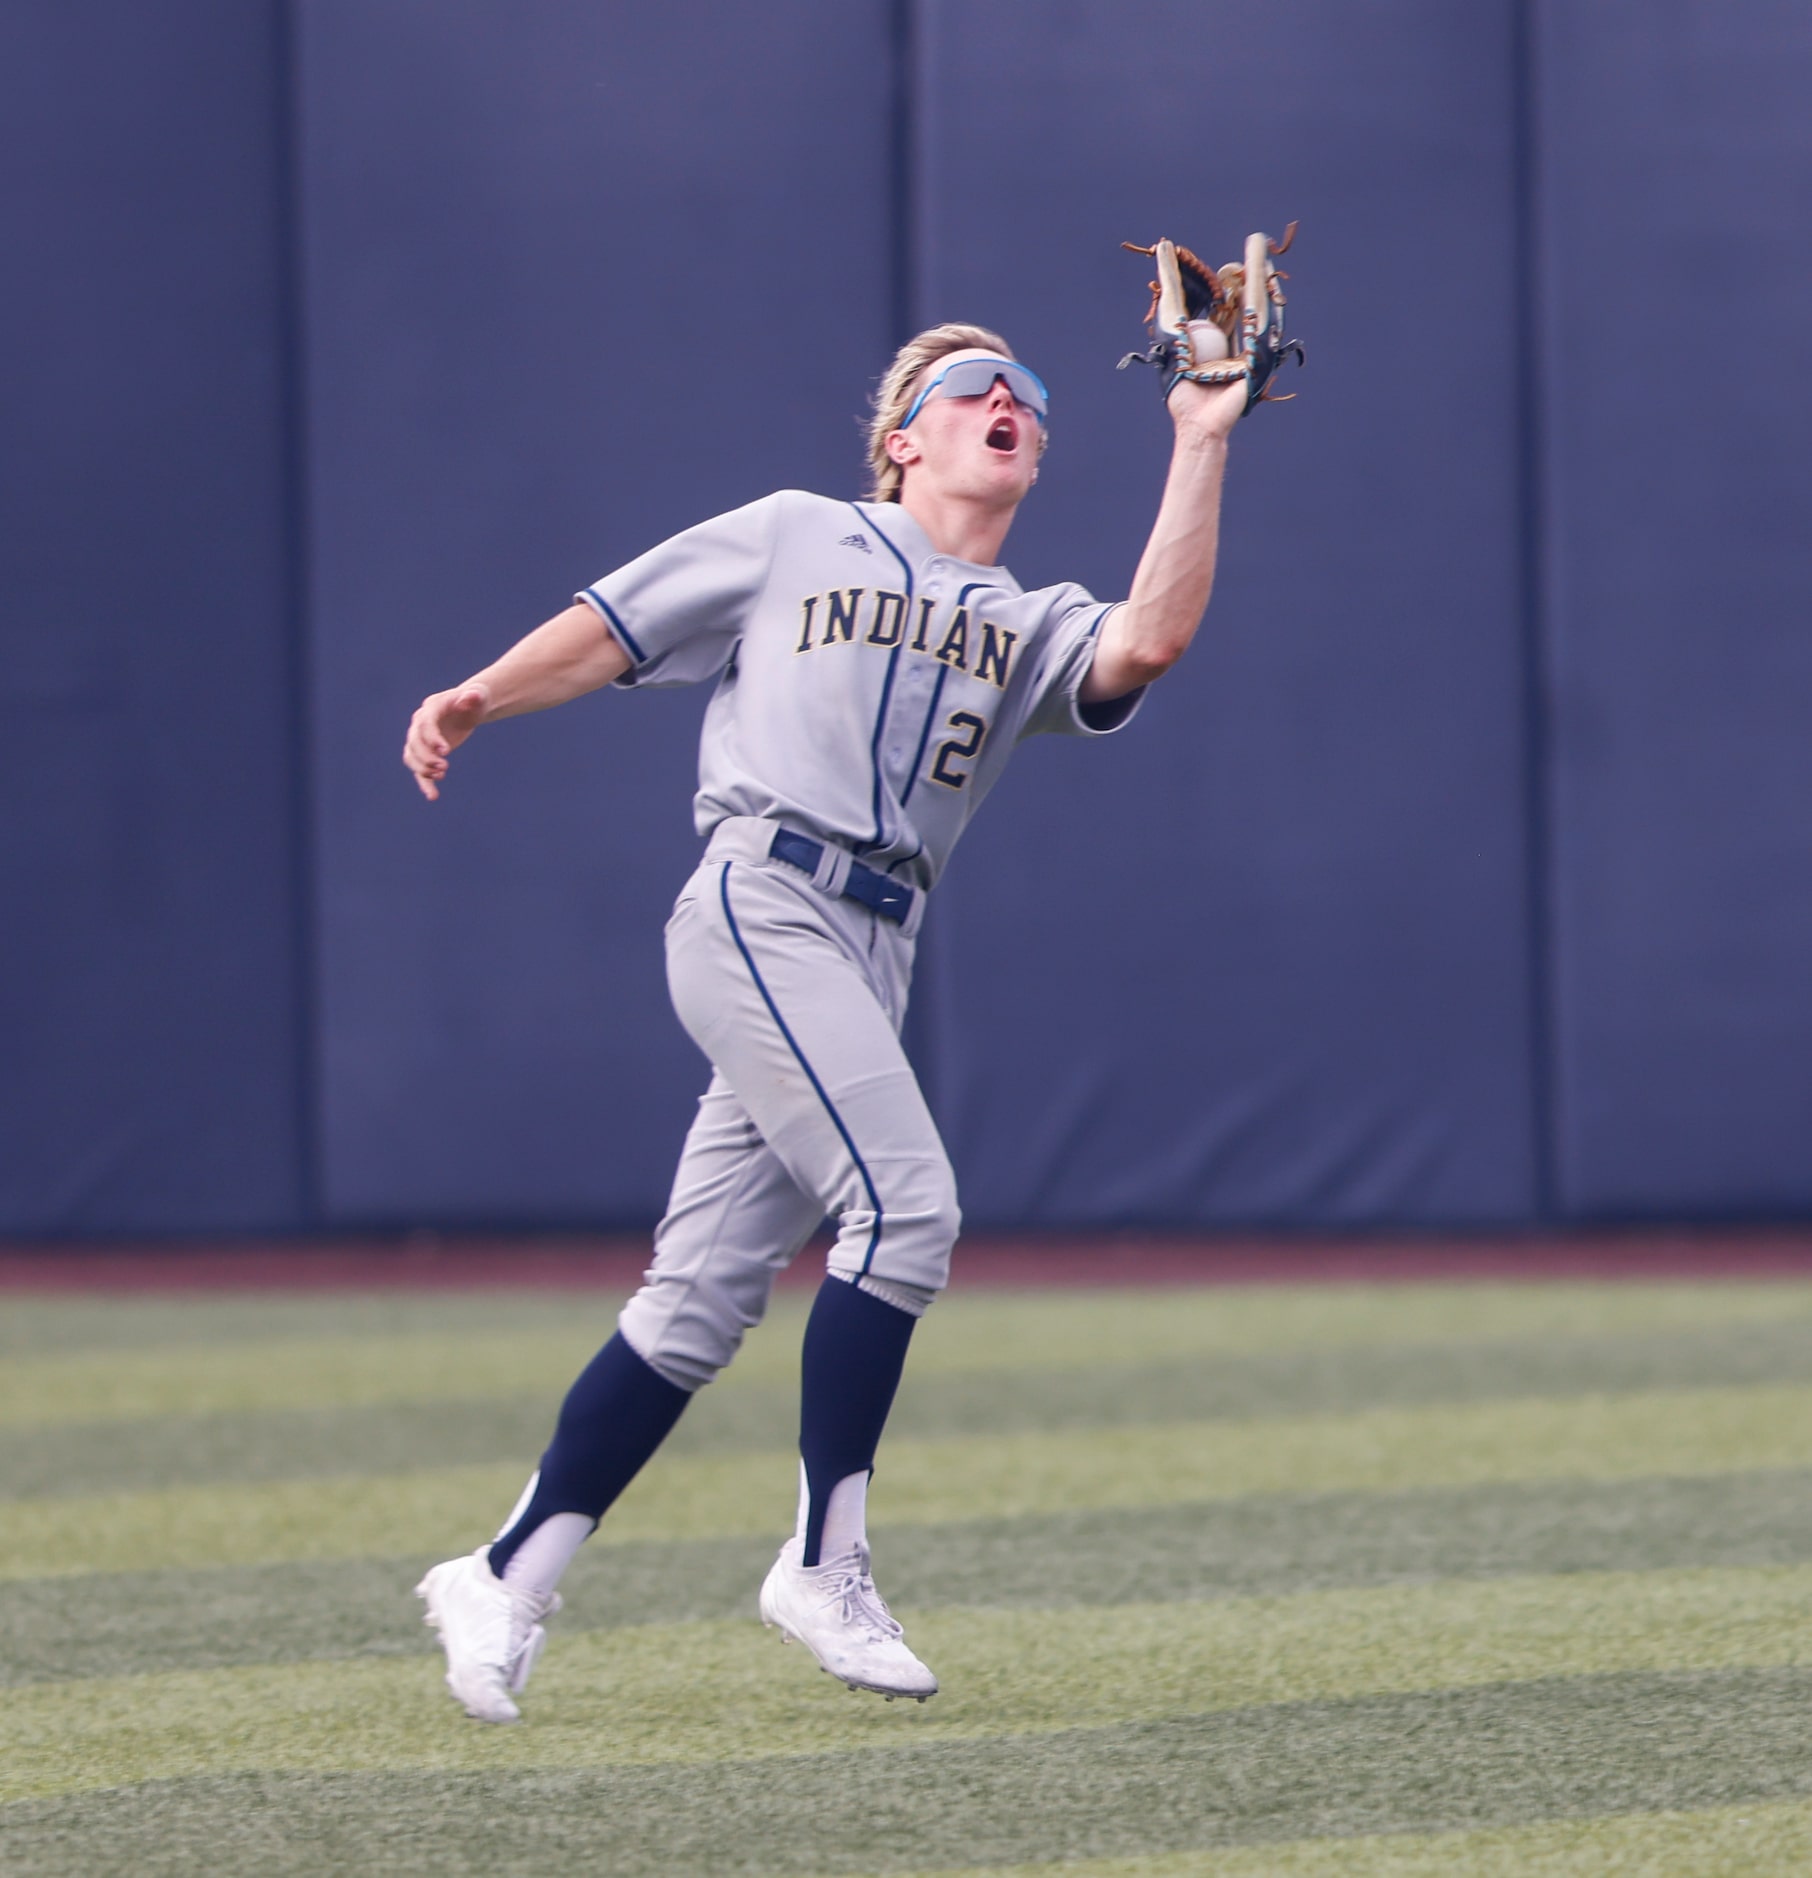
799, 1275, 917, 1566
488, 1332, 691, 1577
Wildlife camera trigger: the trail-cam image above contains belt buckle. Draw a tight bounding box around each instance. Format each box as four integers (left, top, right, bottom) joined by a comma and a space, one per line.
849, 863, 912, 925
870, 878, 913, 923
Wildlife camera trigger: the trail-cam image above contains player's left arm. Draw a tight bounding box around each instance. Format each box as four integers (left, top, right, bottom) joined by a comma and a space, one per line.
1080, 377, 1247, 703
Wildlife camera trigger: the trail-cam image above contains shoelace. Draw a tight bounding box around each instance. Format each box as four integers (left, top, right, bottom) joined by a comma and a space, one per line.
814, 1555, 904, 1643
514, 1586, 562, 1623
465, 1580, 560, 1673
504, 1586, 561, 1662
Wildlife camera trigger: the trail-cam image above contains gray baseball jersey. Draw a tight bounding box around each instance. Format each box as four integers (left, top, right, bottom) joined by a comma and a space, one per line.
576, 490, 1142, 890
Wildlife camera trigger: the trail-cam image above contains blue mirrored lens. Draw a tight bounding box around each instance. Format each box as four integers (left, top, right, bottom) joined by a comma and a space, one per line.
900, 356, 1048, 429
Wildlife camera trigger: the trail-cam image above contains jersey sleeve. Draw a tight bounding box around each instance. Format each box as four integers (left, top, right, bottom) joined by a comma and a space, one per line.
1016, 586, 1147, 739
575, 492, 781, 689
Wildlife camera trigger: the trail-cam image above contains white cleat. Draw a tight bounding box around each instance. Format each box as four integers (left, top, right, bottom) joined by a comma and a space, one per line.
415, 1545, 561, 1724
758, 1537, 938, 1702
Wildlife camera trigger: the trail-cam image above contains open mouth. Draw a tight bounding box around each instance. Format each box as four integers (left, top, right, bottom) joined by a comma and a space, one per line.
985, 416, 1017, 452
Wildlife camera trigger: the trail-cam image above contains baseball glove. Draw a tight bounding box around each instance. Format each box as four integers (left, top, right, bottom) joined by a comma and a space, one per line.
1118, 224, 1304, 413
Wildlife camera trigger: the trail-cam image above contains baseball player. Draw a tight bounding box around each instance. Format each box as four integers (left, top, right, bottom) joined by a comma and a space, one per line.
405, 302, 1253, 1722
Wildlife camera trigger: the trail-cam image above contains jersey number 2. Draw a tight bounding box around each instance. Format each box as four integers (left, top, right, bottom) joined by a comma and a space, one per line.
930, 711, 988, 790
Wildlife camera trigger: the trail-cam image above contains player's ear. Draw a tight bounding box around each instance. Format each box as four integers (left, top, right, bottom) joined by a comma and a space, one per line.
884, 429, 918, 469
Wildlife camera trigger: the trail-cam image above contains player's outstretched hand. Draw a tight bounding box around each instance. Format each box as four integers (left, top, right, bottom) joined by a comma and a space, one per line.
404, 682, 491, 801
1167, 375, 1249, 444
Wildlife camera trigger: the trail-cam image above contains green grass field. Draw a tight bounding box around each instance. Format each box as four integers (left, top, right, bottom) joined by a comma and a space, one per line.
4, 1277, 1812, 1875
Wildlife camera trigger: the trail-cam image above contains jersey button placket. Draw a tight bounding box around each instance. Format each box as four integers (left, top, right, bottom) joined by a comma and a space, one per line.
882, 582, 934, 803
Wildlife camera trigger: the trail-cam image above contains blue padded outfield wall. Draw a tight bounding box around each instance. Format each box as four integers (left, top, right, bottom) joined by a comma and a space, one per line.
1533, 1, 1812, 1218
907, 0, 1538, 1224
1, 3, 308, 1232
5, 0, 1811, 1235
298, 2, 897, 1224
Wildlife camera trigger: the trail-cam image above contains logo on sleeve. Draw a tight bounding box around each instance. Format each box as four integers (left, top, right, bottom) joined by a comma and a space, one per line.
838, 532, 872, 554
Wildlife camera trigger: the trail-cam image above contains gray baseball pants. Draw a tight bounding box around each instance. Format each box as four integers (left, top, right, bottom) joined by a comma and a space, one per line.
617, 818, 959, 1391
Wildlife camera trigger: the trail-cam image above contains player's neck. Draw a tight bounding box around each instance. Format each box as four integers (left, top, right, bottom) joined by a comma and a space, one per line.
894, 482, 1017, 568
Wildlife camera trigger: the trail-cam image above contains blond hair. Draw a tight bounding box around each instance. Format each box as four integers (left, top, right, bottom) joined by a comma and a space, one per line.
865, 323, 1017, 503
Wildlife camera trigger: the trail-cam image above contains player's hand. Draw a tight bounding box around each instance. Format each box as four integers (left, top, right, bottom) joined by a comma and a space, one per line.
1167, 375, 1248, 443
404, 682, 492, 801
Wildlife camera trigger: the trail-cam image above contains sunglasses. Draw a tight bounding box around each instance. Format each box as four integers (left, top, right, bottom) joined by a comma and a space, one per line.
898, 355, 1050, 430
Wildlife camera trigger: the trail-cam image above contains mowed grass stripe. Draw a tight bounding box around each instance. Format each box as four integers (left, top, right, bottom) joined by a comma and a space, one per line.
0, 1329, 603, 1429
15, 1319, 1812, 1502
13, 1471, 1812, 1688
9, 1282, 1812, 1426
5, 1670, 1812, 1876
895, 1802, 1812, 1877
16, 1279, 1811, 1361
4, 1566, 1810, 1803
0, 1290, 635, 1359
8, 1383, 1812, 1581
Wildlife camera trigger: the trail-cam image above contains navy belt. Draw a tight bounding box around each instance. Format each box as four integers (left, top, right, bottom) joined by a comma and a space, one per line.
768, 827, 916, 926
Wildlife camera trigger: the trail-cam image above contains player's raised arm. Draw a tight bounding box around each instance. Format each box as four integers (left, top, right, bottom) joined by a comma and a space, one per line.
403, 601, 633, 800
1081, 377, 1245, 703
1086, 225, 1304, 704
